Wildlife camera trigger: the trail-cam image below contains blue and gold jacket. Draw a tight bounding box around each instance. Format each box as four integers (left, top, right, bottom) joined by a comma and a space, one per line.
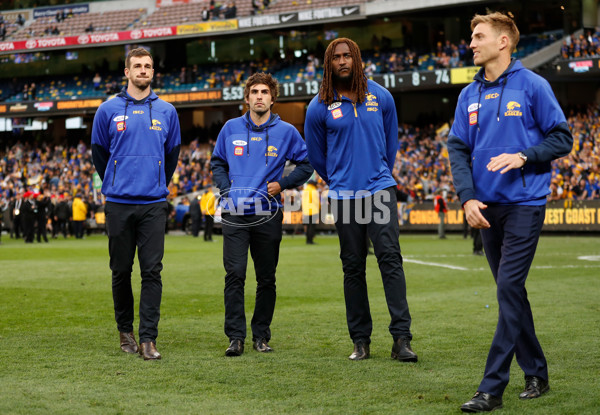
91, 89, 181, 204
448, 60, 572, 206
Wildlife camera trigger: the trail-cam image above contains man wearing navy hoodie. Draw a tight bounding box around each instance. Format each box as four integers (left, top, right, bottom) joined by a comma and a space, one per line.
92, 48, 181, 360
448, 12, 572, 412
211, 72, 312, 356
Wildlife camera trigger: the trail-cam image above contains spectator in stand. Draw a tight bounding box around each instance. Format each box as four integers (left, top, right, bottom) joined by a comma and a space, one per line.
201, 6, 210, 21
93, 73, 102, 90
85, 22, 94, 33
223, 2, 237, 18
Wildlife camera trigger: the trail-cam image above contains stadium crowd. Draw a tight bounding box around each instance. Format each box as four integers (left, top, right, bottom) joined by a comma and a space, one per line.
1, 103, 598, 241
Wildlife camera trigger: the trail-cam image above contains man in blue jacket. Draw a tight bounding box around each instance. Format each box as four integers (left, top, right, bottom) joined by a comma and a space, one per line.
91, 47, 181, 360
304, 38, 417, 363
210, 72, 312, 356
448, 12, 572, 412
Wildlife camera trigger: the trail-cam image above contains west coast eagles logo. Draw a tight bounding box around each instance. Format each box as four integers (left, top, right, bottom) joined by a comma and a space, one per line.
365, 93, 378, 110
266, 145, 278, 158
150, 119, 162, 131
504, 101, 522, 117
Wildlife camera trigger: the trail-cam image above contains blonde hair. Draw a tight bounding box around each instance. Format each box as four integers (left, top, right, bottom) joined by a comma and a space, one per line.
471, 12, 520, 52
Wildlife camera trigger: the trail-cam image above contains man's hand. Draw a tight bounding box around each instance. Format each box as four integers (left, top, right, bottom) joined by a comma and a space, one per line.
487, 153, 525, 174
463, 199, 490, 229
267, 182, 282, 197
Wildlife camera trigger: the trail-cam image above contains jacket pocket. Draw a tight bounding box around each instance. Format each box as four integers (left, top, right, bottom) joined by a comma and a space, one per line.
108, 156, 165, 199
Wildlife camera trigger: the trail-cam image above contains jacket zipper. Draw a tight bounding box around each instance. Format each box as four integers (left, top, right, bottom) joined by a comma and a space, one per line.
112, 160, 117, 186
520, 167, 526, 187
353, 103, 357, 117
158, 160, 162, 185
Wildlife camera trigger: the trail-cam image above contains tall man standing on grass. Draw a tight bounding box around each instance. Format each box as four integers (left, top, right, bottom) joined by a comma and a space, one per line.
447, 12, 572, 412
304, 38, 417, 363
210, 72, 312, 356
92, 47, 181, 360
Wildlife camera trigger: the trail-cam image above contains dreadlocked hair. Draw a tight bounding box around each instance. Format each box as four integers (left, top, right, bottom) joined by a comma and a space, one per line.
319, 38, 368, 106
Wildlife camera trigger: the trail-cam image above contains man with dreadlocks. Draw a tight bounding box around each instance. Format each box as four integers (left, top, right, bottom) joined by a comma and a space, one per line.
304, 38, 417, 363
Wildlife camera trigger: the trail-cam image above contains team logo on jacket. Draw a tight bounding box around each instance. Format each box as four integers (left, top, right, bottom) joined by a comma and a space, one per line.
117, 121, 126, 131
327, 102, 342, 110
234, 146, 244, 156
504, 101, 522, 117
266, 146, 278, 157
485, 93, 499, 100
113, 115, 129, 122
133, 110, 144, 114
251, 136, 262, 141
233, 140, 247, 146
365, 93, 378, 107
150, 119, 162, 131
332, 108, 343, 119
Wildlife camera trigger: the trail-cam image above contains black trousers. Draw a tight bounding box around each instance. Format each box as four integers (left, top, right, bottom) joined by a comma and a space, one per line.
221, 210, 283, 342
331, 186, 412, 343
190, 214, 202, 237
204, 215, 214, 241
105, 201, 167, 344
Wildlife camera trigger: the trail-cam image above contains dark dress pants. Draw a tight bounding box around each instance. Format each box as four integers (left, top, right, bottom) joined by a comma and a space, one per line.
222, 210, 282, 342
332, 186, 412, 343
478, 204, 548, 397
105, 201, 167, 344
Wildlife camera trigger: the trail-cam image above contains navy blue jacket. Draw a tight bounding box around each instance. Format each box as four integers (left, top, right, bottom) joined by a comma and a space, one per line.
448, 60, 572, 206
91, 90, 181, 204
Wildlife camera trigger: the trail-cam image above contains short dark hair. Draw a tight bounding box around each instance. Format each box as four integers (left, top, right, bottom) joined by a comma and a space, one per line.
244, 72, 279, 105
125, 47, 153, 69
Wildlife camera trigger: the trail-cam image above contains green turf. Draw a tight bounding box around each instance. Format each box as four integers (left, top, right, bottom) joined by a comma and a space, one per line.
0, 232, 598, 414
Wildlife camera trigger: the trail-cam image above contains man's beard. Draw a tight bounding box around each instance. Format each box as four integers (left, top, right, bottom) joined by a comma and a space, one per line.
131, 77, 152, 90
252, 106, 269, 117
333, 70, 353, 88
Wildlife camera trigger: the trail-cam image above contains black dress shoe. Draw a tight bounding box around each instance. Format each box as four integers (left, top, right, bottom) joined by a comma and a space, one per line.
391, 337, 418, 362
253, 338, 273, 353
225, 339, 244, 356
461, 391, 503, 413
519, 376, 549, 399
119, 331, 139, 354
348, 341, 370, 360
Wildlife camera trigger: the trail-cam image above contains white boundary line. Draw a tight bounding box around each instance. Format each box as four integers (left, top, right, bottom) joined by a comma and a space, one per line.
404, 259, 469, 271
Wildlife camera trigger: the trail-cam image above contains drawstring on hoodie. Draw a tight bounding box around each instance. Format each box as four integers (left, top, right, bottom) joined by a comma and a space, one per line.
496, 77, 507, 122
245, 113, 275, 166
476, 76, 508, 130
476, 85, 483, 131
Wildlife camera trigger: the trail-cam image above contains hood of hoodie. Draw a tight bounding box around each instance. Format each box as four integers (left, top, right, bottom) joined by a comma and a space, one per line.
243, 111, 280, 130
116, 88, 159, 104
473, 58, 521, 86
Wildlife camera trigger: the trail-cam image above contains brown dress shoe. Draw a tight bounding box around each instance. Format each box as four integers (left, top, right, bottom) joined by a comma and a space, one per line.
119, 332, 139, 354
139, 341, 161, 360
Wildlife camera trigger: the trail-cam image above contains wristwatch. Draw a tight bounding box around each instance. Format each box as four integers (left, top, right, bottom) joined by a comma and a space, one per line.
518, 152, 528, 164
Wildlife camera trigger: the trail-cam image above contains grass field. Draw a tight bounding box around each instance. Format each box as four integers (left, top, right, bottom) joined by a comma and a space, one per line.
0, 231, 598, 414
